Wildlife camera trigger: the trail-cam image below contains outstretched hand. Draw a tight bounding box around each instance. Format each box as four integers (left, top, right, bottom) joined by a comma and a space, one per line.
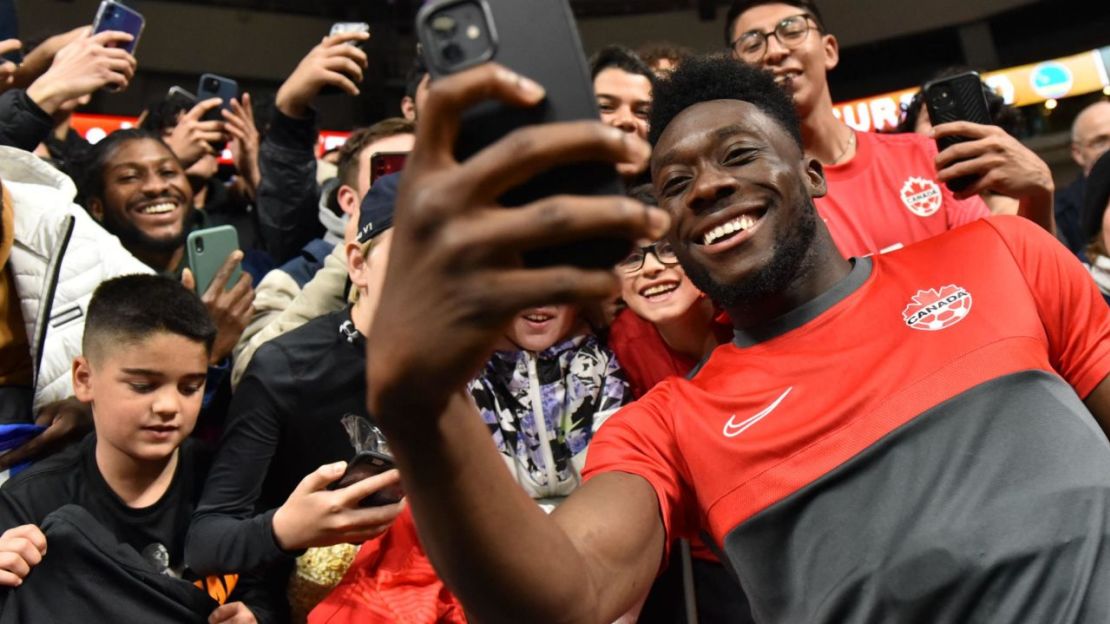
366, 62, 668, 426
275, 31, 369, 119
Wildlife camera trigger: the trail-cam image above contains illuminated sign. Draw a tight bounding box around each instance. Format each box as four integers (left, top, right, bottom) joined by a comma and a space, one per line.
833, 46, 1110, 132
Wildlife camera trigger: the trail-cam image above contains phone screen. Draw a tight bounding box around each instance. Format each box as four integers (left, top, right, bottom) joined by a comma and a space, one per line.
92, 0, 144, 54
370, 152, 409, 187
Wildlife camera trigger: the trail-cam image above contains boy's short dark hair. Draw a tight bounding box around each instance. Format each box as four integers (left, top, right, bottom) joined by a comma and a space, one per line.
139, 96, 191, 135
649, 53, 802, 149
336, 117, 416, 190
724, 0, 826, 47
635, 41, 694, 71
84, 275, 216, 362
77, 128, 175, 208
589, 45, 655, 83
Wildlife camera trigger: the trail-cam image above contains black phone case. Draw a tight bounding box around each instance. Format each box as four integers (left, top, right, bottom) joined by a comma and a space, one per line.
417, 0, 629, 269
923, 72, 992, 193
330, 451, 404, 507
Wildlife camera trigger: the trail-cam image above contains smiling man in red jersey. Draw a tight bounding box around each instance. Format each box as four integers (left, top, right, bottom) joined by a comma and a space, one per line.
725, 0, 1055, 256
362, 53, 1110, 624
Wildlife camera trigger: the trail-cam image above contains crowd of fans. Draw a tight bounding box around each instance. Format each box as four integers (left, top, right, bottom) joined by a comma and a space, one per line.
1, 0, 1109, 622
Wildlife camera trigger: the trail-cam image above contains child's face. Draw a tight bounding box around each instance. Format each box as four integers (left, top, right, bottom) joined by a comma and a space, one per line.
503, 305, 579, 353
73, 331, 208, 463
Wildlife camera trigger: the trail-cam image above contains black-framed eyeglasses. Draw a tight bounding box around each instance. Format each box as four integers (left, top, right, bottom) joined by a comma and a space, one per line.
617, 241, 679, 273
730, 14, 817, 62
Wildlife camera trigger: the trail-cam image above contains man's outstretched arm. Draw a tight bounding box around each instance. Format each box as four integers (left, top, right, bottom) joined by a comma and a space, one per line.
367, 62, 672, 623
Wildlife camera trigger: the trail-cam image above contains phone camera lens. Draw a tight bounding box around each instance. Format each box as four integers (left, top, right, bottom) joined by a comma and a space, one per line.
442, 43, 464, 65
194, 238, 205, 253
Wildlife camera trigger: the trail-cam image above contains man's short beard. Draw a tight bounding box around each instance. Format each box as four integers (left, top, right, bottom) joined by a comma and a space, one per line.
680, 196, 818, 310
101, 208, 190, 256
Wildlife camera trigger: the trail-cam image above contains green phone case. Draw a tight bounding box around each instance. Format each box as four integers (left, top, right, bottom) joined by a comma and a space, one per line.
186, 225, 242, 295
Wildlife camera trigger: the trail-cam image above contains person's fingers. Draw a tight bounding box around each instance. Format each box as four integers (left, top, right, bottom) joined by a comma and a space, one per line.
181, 268, 196, 292
185, 98, 224, 121
208, 602, 248, 624
934, 137, 997, 170
239, 92, 255, 122
462, 121, 649, 204
293, 461, 347, 496
7, 528, 46, 557
322, 56, 364, 84
936, 154, 996, 185
0, 429, 54, 470
322, 72, 360, 97
0, 569, 24, 587
456, 196, 668, 257
223, 270, 253, 307
204, 251, 244, 297
0, 39, 21, 55
335, 469, 401, 507
196, 130, 228, 146
930, 120, 994, 140
88, 30, 135, 48
412, 63, 546, 171
323, 30, 370, 50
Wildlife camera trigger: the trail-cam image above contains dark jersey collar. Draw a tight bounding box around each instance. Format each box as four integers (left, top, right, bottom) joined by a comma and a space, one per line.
732, 257, 872, 348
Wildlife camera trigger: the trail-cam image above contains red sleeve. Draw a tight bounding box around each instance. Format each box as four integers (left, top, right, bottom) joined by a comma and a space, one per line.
985, 216, 1110, 397
582, 386, 697, 563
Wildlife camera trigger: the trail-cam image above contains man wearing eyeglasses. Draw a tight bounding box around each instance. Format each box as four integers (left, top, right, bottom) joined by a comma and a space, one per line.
725, 0, 1055, 257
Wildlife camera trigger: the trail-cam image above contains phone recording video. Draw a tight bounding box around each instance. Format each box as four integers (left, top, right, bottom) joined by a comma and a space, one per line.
369, 152, 408, 187
922, 71, 993, 193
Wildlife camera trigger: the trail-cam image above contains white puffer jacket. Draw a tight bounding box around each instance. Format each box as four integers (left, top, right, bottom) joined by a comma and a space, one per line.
1, 147, 152, 412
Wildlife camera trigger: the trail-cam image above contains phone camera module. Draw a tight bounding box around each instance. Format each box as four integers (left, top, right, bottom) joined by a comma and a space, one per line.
194, 238, 205, 254
431, 15, 457, 38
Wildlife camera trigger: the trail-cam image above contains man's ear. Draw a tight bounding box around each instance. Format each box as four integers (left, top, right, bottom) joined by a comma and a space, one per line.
87, 198, 104, 221
346, 240, 369, 290
822, 32, 839, 72
72, 356, 94, 403
336, 184, 360, 217
804, 157, 827, 198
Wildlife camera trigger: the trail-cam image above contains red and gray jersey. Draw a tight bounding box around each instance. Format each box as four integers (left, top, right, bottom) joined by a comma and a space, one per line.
584, 216, 1110, 622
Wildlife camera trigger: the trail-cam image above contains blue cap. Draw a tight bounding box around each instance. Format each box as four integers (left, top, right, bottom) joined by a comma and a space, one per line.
357, 172, 401, 244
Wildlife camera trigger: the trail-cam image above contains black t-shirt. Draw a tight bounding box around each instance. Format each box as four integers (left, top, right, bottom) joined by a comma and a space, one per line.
0, 434, 207, 577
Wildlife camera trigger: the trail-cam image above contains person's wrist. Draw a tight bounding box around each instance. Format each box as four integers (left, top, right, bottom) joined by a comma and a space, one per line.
275, 86, 311, 119
25, 78, 68, 116
270, 505, 299, 551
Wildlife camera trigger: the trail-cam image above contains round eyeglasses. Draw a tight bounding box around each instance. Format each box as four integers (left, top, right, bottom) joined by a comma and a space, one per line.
617, 241, 679, 273
731, 14, 817, 62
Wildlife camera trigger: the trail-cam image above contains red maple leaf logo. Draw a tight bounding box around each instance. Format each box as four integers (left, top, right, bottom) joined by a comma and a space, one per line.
902, 284, 972, 331
900, 177, 942, 217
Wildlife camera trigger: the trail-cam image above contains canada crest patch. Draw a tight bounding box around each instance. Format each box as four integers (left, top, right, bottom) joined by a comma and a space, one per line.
902, 285, 972, 331
900, 176, 942, 217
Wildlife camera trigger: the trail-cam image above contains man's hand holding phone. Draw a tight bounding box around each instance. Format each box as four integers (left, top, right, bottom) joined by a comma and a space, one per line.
165, 97, 226, 167
24, 29, 136, 115
271, 461, 404, 551
932, 121, 1056, 233
275, 31, 369, 119
181, 250, 254, 365
367, 63, 666, 425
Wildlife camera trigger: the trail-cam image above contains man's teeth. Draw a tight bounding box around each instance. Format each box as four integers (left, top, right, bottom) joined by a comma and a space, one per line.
702, 214, 757, 245
141, 202, 176, 215
642, 283, 677, 298
524, 314, 551, 323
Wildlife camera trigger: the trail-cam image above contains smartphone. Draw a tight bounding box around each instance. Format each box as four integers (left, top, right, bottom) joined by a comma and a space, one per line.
166, 86, 197, 112
92, 0, 144, 54
416, 0, 630, 269
922, 71, 993, 193
186, 226, 242, 295
196, 73, 238, 121
370, 152, 409, 187
329, 450, 404, 507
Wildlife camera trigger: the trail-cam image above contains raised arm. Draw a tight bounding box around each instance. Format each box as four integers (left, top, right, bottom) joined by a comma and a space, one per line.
367, 62, 672, 623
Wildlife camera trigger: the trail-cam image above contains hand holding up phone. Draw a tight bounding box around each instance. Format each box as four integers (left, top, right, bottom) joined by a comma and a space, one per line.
181, 247, 254, 364
271, 461, 404, 551
275, 30, 369, 119
23, 29, 136, 115
165, 97, 226, 166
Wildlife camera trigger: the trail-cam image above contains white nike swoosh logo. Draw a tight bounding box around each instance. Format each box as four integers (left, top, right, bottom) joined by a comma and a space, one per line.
722, 387, 793, 438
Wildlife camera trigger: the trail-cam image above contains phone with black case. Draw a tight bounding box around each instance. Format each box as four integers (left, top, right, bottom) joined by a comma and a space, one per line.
329, 450, 404, 507
415, 0, 630, 269
922, 71, 993, 193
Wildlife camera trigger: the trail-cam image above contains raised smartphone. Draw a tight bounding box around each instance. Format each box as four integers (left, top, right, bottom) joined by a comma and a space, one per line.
416, 0, 630, 269
922, 71, 993, 193
186, 225, 242, 295
92, 0, 144, 54
330, 21, 370, 46
196, 73, 238, 121
330, 450, 404, 507
166, 85, 197, 111
369, 151, 409, 186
